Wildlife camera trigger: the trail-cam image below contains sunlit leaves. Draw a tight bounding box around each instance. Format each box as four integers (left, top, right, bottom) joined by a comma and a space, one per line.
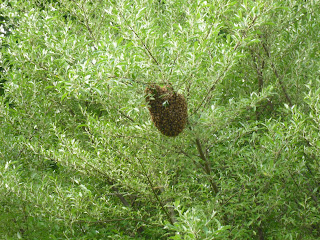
1, 0, 320, 239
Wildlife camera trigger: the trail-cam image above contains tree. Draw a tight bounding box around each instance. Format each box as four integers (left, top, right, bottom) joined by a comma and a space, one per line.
0, 0, 319, 239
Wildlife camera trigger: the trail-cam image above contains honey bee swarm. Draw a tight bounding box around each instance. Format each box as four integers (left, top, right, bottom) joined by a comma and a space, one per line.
145, 84, 188, 137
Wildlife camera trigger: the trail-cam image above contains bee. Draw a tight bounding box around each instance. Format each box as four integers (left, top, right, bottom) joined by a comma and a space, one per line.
145, 84, 188, 137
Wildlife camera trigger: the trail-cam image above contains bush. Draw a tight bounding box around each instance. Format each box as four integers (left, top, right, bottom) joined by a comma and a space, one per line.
0, 0, 319, 239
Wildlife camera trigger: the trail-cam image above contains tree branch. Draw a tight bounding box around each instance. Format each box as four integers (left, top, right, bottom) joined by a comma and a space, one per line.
262, 43, 292, 107
69, 0, 97, 49
195, 138, 219, 194
193, 15, 259, 115
136, 157, 176, 225
119, 12, 159, 66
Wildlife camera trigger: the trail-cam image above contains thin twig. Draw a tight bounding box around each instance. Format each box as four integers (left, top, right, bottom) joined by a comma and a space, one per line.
118, 110, 135, 122
250, 49, 264, 92
119, 12, 159, 66
193, 15, 259, 115
288, 169, 319, 208
55, 103, 131, 207
195, 138, 219, 194
76, 218, 144, 224
136, 157, 176, 225
70, 0, 97, 49
261, 43, 292, 107
221, 184, 245, 207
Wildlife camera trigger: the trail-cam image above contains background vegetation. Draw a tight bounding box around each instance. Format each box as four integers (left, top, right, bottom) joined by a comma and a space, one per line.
1, 0, 319, 239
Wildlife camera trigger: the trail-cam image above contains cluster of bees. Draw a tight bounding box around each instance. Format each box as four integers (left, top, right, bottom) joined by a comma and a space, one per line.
145, 84, 188, 137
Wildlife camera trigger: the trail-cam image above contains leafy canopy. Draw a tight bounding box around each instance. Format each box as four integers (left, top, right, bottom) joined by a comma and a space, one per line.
0, 0, 319, 239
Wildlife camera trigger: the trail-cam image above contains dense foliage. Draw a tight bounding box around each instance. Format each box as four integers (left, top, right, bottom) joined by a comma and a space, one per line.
1, 0, 319, 239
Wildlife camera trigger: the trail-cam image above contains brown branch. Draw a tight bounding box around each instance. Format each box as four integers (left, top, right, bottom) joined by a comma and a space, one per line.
204, 24, 214, 41
250, 48, 266, 120
78, 161, 131, 207
250, 49, 264, 93
119, 12, 159, 66
118, 110, 135, 122
193, 15, 259, 115
69, 0, 97, 49
221, 184, 245, 207
261, 43, 292, 107
288, 169, 319, 208
136, 157, 176, 224
195, 138, 219, 194
271, 63, 292, 106
128, 25, 160, 66
76, 218, 144, 224
53, 103, 132, 207
192, 62, 231, 115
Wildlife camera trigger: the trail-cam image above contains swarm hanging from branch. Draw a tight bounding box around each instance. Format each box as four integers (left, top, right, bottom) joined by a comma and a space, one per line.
145, 84, 188, 137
